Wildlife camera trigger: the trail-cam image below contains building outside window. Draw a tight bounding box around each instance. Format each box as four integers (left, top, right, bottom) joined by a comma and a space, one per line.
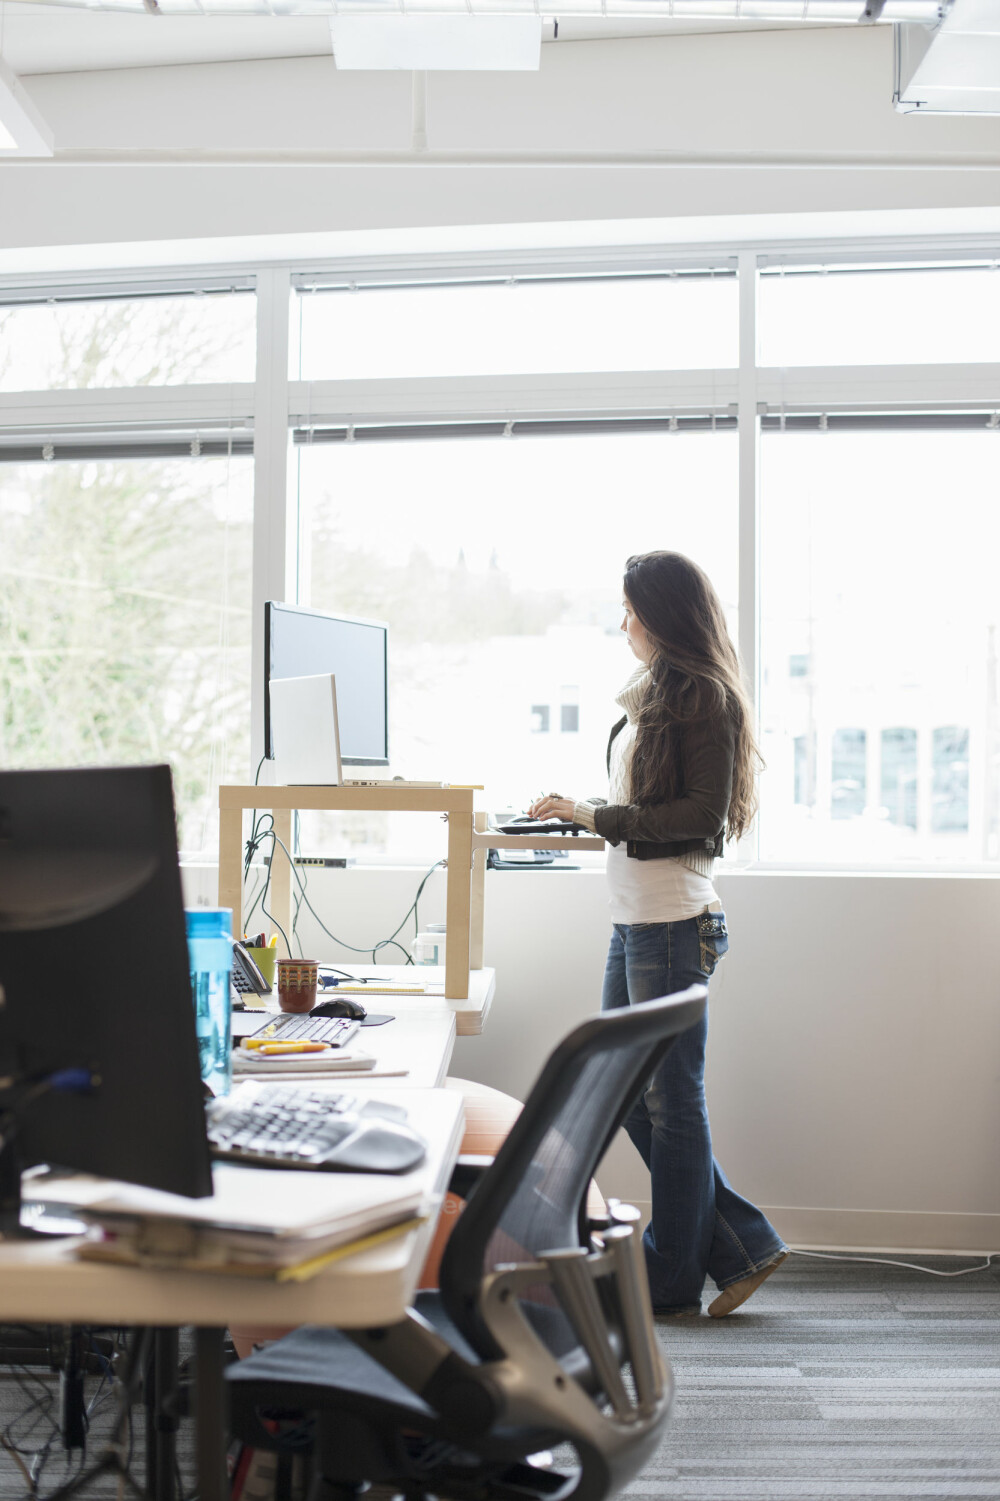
757, 258, 1000, 866
881, 727, 918, 831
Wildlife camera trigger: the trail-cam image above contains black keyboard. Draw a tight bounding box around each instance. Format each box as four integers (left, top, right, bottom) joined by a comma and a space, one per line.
494, 819, 589, 836
206, 1083, 426, 1174
242, 1013, 360, 1048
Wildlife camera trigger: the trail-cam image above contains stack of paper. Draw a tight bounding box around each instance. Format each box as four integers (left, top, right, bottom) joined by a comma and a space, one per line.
232, 1047, 378, 1077
26, 1158, 429, 1280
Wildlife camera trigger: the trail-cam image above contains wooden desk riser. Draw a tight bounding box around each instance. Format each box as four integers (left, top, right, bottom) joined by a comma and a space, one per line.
218, 785, 603, 1001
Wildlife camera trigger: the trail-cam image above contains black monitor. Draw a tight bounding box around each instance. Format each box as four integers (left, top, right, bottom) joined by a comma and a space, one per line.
0, 764, 213, 1235
264, 601, 389, 768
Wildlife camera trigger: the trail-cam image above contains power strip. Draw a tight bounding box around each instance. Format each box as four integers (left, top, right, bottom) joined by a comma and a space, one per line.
263, 855, 355, 868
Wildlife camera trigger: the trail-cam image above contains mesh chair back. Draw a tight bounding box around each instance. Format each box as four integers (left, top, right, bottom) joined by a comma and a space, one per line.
440, 987, 706, 1361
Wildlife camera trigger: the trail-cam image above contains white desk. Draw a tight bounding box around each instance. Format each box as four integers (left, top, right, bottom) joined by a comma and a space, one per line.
4, 999, 467, 1501
7, 1086, 465, 1501
14, 1087, 464, 1330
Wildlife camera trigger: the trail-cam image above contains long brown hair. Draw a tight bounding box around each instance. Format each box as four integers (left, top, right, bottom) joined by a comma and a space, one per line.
623, 551, 761, 841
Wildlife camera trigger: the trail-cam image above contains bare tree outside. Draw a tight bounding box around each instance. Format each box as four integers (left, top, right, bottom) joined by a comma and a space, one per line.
0, 293, 255, 392
0, 295, 255, 856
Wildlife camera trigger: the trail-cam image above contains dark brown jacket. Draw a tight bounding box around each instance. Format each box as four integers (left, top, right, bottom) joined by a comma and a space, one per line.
590, 712, 733, 861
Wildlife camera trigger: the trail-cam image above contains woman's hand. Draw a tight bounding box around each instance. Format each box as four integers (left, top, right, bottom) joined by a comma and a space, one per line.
528, 793, 577, 822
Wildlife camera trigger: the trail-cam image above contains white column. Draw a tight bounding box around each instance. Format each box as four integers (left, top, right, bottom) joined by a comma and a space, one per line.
251, 266, 294, 772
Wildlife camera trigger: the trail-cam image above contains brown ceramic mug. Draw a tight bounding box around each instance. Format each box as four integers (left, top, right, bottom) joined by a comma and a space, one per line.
276, 958, 319, 1013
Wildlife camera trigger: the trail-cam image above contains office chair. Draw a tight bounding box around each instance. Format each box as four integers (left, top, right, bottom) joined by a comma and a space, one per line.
227, 985, 707, 1501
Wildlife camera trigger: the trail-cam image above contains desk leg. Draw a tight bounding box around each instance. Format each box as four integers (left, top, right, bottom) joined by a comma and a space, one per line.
218, 807, 244, 933
194, 1327, 228, 1501
445, 811, 473, 999
470, 814, 488, 972
270, 807, 293, 956
145, 1328, 179, 1501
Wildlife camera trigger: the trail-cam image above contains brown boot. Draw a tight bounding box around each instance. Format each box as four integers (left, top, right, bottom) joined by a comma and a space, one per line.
707, 1252, 789, 1318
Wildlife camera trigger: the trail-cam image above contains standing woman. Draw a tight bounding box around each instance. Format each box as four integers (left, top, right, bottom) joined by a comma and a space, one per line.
530, 551, 787, 1317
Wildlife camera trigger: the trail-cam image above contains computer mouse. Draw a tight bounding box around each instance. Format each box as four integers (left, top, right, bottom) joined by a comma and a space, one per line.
311, 996, 367, 1021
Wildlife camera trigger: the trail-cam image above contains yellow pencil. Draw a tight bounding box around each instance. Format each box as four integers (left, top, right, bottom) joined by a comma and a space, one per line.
275, 1217, 427, 1282
256, 1041, 330, 1056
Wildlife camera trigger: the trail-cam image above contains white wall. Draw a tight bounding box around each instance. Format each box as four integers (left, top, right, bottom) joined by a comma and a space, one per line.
4, 28, 1000, 253
183, 861, 1000, 1255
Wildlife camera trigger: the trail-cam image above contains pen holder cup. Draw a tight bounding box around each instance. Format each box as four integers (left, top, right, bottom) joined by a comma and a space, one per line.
277, 958, 319, 1014
246, 946, 277, 988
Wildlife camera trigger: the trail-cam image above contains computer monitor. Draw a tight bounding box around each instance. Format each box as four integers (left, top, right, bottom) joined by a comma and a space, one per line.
265, 602, 389, 768
0, 765, 213, 1235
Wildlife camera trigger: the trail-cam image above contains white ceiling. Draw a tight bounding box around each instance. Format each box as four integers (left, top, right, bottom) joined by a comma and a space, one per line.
0, 4, 807, 76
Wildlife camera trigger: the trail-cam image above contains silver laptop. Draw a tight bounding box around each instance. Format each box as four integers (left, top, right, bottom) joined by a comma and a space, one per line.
269, 673, 343, 785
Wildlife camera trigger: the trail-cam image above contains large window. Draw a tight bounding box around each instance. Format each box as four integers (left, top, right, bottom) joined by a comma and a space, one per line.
0, 452, 253, 858
759, 429, 1000, 865
0, 289, 255, 391
0, 285, 256, 858
759, 263, 1000, 367
295, 426, 737, 857
293, 271, 737, 380
4, 245, 1000, 872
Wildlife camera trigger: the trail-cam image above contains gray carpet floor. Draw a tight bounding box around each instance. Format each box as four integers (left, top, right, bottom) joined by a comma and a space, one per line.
0, 1253, 996, 1501
633, 1250, 1000, 1501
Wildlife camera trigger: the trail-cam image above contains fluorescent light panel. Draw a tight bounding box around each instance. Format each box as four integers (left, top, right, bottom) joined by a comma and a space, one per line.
897, 0, 1000, 114
331, 15, 543, 71
0, 58, 54, 157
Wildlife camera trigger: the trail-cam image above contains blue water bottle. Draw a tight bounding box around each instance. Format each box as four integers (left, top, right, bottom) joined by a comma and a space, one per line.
185, 908, 233, 1097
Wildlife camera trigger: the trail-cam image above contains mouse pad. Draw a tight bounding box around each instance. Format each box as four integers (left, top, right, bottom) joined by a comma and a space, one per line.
359, 1013, 394, 1027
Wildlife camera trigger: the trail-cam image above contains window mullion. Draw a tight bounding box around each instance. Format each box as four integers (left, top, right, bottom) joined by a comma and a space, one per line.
251, 266, 294, 771
737, 249, 761, 868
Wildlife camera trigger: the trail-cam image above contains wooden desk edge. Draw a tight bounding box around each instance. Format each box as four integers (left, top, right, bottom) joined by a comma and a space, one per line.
219, 785, 475, 813
451, 969, 495, 1036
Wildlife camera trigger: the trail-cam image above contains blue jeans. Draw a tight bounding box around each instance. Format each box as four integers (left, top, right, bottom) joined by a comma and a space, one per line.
601, 913, 787, 1313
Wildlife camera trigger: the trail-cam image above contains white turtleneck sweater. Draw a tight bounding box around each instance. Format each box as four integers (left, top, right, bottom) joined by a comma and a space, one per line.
573, 666, 720, 925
